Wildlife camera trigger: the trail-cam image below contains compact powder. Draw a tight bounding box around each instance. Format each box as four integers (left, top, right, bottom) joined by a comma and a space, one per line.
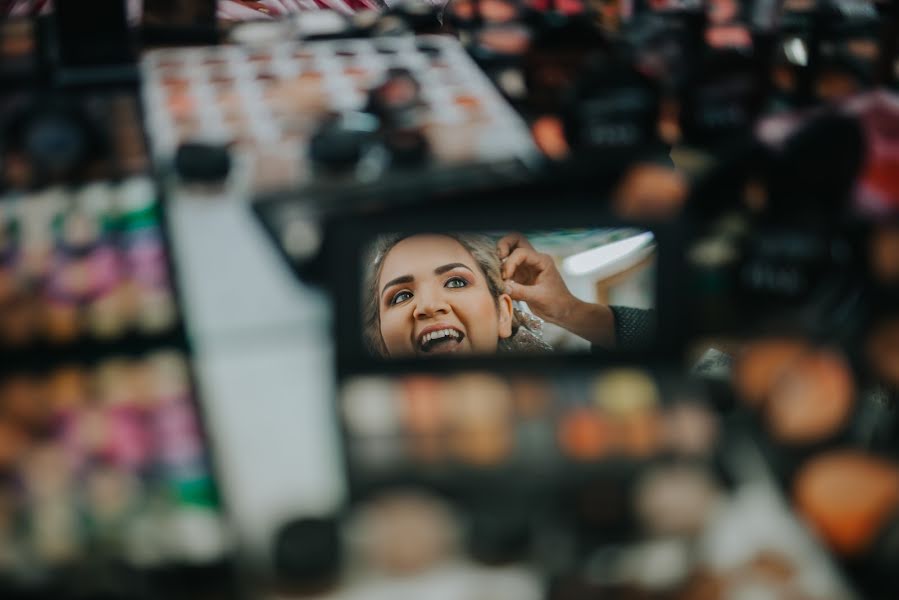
733, 338, 808, 408
794, 450, 899, 556
765, 349, 854, 444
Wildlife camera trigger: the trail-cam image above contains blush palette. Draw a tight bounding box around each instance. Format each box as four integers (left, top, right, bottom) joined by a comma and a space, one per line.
140, 35, 538, 192
0, 349, 227, 571
0, 178, 180, 350
338, 368, 719, 495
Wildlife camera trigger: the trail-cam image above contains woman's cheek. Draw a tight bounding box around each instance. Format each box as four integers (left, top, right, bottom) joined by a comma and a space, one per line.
380, 309, 412, 355
463, 298, 501, 353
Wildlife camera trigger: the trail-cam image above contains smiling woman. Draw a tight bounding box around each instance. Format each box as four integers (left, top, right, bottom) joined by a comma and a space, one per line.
364, 233, 552, 358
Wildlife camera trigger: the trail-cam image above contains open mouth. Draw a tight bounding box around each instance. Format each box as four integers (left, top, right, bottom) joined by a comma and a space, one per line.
417, 327, 465, 354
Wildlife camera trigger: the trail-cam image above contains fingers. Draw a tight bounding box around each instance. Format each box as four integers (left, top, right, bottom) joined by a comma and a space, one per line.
502, 246, 547, 281
496, 232, 534, 259
503, 279, 534, 304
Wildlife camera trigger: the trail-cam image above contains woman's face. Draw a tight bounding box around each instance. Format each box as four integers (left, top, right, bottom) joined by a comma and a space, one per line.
377, 235, 513, 357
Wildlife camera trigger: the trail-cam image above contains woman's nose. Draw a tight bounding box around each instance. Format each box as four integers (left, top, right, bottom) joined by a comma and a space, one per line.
413, 289, 450, 319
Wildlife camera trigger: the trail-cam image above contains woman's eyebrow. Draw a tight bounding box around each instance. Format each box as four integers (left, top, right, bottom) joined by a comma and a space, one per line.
381, 275, 413, 296
434, 263, 474, 275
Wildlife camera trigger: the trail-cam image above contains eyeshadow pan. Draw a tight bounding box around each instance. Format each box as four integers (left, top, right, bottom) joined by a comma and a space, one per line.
733, 338, 809, 408
452, 424, 513, 466
558, 408, 611, 461
765, 349, 854, 444
401, 376, 445, 436
593, 369, 659, 415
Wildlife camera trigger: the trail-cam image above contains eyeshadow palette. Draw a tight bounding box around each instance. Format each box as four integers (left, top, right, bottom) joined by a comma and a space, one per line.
0, 349, 228, 573
0, 177, 180, 350
140, 35, 539, 192
338, 368, 719, 495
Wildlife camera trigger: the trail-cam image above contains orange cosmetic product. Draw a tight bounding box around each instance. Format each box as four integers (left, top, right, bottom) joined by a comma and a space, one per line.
558, 408, 610, 461
618, 411, 661, 457
733, 338, 808, 408
794, 451, 899, 556
451, 425, 512, 467
401, 376, 444, 435
765, 349, 854, 445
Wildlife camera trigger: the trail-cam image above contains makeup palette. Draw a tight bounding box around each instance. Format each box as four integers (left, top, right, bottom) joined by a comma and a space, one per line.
338, 369, 719, 494
0, 349, 227, 573
141, 35, 538, 192
0, 177, 180, 349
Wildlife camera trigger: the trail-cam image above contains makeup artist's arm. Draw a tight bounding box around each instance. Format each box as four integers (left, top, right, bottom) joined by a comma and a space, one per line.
498, 234, 617, 348
498, 233, 655, 350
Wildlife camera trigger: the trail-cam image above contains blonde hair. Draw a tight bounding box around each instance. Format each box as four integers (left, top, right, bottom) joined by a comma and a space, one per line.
363, 233, 550, 357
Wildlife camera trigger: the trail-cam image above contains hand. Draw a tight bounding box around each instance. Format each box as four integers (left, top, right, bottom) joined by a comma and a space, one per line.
497, 233, 617, 348
497, 233, 579, 327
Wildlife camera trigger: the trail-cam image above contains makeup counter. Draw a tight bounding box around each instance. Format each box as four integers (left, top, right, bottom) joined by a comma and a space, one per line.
2, 0, 899, 598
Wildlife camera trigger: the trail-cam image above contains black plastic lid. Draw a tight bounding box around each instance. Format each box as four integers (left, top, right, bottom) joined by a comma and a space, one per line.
383, 128, 431, 168
174, 143, 232, 182
273, 517, 342, 587
309, 127, 370, 173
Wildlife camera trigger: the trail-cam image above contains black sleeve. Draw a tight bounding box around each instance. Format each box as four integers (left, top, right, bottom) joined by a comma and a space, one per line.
600, 306, 656, 351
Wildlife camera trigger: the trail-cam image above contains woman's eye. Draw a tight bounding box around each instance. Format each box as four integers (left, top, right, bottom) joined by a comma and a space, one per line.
390, 291, 413, 305
445, 277, 468, 289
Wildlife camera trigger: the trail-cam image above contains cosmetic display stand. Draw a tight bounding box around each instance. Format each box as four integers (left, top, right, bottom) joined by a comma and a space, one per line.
162, 188, 347, 565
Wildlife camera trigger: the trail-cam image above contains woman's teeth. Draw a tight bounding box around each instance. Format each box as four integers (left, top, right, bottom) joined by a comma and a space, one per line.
419, 328, 463, 352
423, 329, 460, 343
